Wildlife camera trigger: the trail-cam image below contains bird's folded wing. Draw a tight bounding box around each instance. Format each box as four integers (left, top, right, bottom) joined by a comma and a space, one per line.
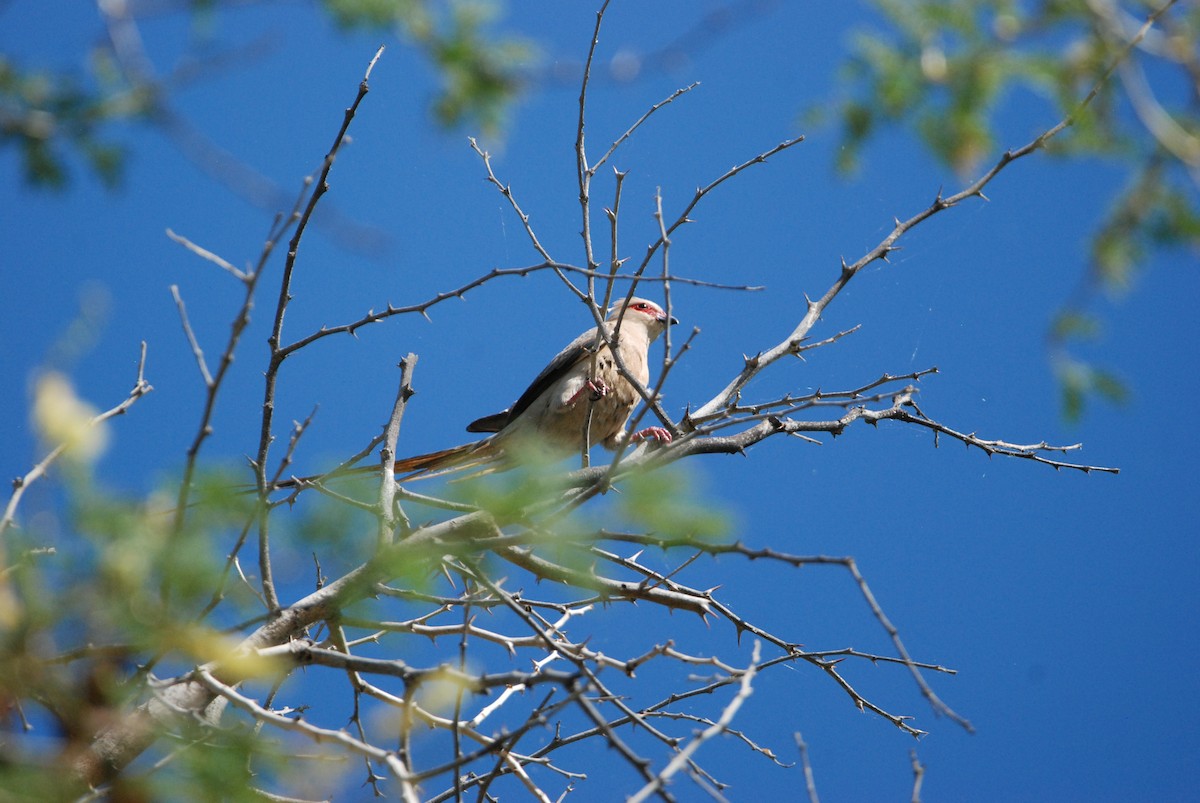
466, 325, 600, 432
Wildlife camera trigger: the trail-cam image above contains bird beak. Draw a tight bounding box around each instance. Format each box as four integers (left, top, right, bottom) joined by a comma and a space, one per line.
669, 315, 679, 325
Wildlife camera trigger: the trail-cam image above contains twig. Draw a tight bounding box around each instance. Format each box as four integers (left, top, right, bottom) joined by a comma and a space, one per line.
378, 355, 417, 545
280, 261, 758, 357
910, 750, 926, 803
169, 285, 213, 386
591, 83, 700, 175
468, 138, 575, 295
1, 343, 152, 540
794, 732, 820, 803
628, 642, 760, 803
192, 668, 420, 803
253, 46, 385, 612
166, 229, 249, 282
575, 0, 613, 278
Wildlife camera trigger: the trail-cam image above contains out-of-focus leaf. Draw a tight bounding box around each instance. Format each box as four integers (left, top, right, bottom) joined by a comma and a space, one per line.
1057, 359, 1088, 422
320, 0, 532, 133
3, 1, 530, 191
1055, 358, 1129, 423
1091, 369, 1129, 406
1, 57, 128, 190
618, 465, 731, 542
1051, 311, 1100, 341
323, 0, 425, 29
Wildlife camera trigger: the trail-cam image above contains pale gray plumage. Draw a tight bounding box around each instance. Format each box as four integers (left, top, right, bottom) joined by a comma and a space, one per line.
392, 296, 675, 476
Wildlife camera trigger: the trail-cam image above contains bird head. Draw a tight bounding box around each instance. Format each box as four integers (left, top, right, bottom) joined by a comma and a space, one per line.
609, 297, 678, 337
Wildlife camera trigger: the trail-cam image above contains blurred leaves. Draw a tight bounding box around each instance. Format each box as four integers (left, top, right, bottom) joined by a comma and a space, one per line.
0, 462, 283, 796
821, 0, 1200, 419
1056, 356, 1129, 421
31, 372, 109, 465
324, 0, 532, 132
829, 1, 1139, 175
0, 56, 128, 189
459, 439, 576, 525
618, 465, 731, 542
3, 0, 530, 192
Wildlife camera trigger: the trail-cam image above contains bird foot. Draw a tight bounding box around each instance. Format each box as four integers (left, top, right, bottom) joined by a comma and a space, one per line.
631, 426, 673, 444
568, 378, 610, 406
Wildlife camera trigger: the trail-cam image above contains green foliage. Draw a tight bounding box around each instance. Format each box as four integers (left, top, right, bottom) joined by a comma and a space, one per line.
149, 723, 278, 803
1049, 156, 1198, 418
1051, 310, 1101, 341
323, 0, 532, 132
0, 57, 129, 189
428, 3, 531, 132
832, 1, 1155, 173
0, 462, 297, 794
617, 465, 731, 542
824, 0, 1199, 419
324, 0, 425, 29
3, 0, 530, 191
458, 441, 576, 525
1056, 357, 1129, 422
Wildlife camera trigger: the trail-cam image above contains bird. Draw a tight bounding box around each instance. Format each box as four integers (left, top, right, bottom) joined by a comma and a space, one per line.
286, 296, 677, 487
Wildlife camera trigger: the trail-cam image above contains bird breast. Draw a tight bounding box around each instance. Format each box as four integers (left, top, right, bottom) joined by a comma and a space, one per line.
513, 335, 649, 454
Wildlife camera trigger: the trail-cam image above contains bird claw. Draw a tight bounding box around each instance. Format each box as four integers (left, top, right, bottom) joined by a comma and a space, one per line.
566, 377, 611, 407
568, 376, 614, 403
631, 426, 672, 445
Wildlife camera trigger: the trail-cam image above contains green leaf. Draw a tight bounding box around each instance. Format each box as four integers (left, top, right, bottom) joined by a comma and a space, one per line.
1051, 311, 1100, 342
617, 466, 731, 542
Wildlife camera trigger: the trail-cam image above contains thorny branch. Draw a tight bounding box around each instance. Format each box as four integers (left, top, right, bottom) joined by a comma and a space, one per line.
687, 0, 1180, 424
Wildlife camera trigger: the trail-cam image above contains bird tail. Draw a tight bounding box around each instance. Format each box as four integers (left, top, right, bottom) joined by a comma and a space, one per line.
391, 439, 494, 477
266, 439, 496, 491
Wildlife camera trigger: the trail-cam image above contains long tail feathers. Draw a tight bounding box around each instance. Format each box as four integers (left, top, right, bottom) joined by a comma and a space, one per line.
391, 440, 495, 478
269, 439, 497, 491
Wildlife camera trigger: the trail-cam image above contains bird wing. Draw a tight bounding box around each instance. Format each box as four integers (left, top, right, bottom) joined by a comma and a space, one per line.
465, 325, 601, 433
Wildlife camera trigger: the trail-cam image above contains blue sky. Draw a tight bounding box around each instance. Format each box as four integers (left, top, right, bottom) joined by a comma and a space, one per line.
3, 2, 1199, 800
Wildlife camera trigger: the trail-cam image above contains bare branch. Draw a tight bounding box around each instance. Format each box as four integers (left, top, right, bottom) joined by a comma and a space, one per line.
1, 343, 152, 540
591, 83, 700, 176
166, 228, 249, 283
469, 138, 578, 297
628, 642, 760, 802
253, 46, 385, 611
910, 750, 926, 803
192, 668, 421, 803
795, 732, 821, 803
378, 355, 417, 545
169, 285, 213, 387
